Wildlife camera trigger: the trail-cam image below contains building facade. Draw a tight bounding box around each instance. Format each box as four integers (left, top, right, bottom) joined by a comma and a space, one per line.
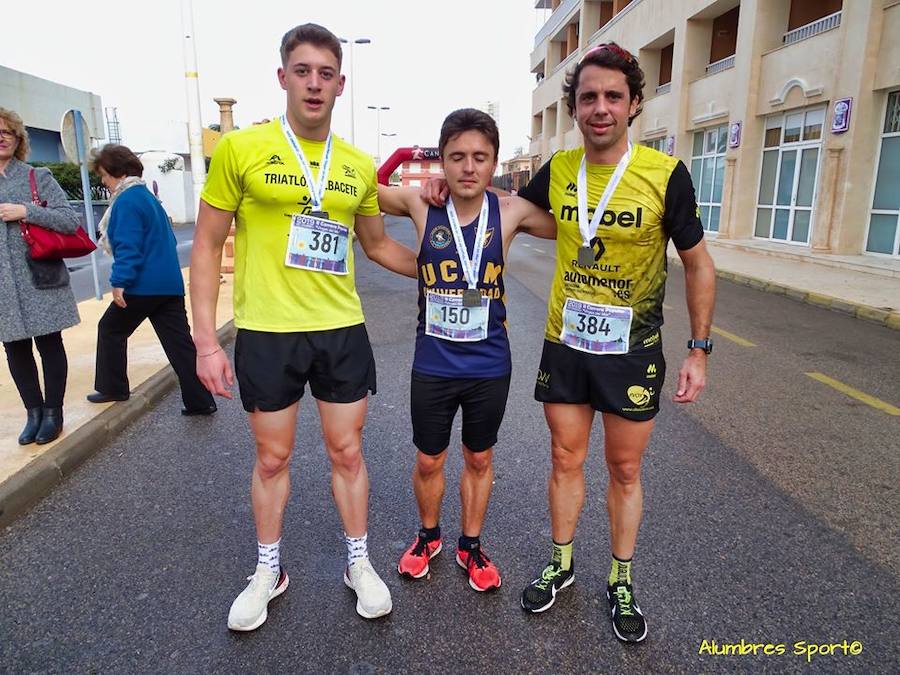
530, 0, 900, 259
1, 66, 104, 162
399, 147, 444, 187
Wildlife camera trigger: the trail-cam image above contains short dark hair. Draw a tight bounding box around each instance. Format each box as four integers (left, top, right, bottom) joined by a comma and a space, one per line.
280, 23, 342, 68
563, 42, 645, 125
89, 144, 143, 178
438, 108, 500, 160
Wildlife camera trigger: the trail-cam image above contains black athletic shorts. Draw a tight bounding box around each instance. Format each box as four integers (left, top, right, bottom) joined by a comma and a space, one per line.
234, 324, 376, 412
534, 337, 666, 421
410, 372, 511, 455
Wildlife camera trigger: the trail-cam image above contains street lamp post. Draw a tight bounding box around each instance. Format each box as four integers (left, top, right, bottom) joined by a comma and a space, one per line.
180, 0, 206, 216
381, 133, 398, 179
367, 105, 390, 165
339, 37, 371, 145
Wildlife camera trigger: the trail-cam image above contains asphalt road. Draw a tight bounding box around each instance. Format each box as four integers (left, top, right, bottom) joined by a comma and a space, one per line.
1, 218, 898, 674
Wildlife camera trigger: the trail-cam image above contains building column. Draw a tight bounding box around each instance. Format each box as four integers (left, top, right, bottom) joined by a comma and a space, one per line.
718, 157, 739, 238
818, 0, 884, 254
214, 98, 237, 133
720, 0, 774, 240
811, 147, 844, 251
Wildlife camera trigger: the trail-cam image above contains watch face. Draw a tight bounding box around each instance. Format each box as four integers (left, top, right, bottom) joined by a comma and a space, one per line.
689, 339, 712, 353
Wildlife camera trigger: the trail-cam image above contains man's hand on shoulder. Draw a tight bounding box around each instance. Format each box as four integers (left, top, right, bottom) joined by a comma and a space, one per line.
420, 177, 449, 207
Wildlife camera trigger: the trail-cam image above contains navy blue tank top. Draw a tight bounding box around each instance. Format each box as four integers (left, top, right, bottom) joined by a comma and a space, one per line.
413, 192, 510, 378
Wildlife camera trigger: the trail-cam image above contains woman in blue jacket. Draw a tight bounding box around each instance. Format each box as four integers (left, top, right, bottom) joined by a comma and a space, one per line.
86, 145, 215, 416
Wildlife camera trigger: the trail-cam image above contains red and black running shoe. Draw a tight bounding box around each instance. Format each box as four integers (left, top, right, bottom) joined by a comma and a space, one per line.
397, 531, 443, 579
456, 545, 501, 592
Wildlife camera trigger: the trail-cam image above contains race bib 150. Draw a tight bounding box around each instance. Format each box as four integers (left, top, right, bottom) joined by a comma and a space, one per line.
425, 291, 490, 342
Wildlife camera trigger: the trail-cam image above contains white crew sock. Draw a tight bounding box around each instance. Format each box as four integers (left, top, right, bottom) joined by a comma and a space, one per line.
257, 539, 281, 582
345, 532, 368, 566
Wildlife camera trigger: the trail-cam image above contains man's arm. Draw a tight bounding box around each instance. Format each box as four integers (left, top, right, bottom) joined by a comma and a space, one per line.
355, 213, 418, 278
419, 178, 510, 207
674, 239, 716, 403
501, 195, 557, 240
189, 200, 236, 399
661, 160, 714, 404
376, 184, 415, 216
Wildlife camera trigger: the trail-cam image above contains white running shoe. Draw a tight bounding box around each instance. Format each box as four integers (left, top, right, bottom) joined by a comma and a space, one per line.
343, 558, 392, 619
227, 564, 289, 631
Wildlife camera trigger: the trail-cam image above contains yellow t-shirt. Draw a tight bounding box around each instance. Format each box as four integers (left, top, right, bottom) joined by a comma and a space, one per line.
201, 119, 380, 332
518, 145, 704, 350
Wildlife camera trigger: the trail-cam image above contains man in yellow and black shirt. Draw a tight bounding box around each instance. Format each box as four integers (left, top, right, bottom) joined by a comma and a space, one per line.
190, 23, 416, 632
517, 43, 716, 643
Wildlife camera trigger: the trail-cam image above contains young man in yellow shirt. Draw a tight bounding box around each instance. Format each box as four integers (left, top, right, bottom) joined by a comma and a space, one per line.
190, 23, 416, 631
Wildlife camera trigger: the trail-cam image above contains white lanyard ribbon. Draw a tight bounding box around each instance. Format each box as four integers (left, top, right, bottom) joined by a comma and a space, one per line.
577, 139, 632, 247
445, 195, 490, 290
279, 114, 332, 211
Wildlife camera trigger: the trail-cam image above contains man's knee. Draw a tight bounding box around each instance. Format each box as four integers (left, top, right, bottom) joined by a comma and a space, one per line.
415, 451, 445, 478
608, 459, 642, 487
462, 448, 492, 475
256, 446, 291, 480
551, 442, 586, 474
327, 436, 364, 474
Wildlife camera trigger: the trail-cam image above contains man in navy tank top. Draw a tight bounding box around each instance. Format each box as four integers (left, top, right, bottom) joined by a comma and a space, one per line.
377, 109, 556, 591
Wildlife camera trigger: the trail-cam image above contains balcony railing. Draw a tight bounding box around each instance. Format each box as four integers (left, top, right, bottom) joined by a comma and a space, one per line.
554, 49, 579, 75
705, 54, 735, 76
656, 82, 671, 95
783, 11, 841, 45
534, 0, 580, 47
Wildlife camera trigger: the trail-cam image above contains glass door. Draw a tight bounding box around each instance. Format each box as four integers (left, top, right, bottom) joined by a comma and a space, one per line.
756, 107, 824, 244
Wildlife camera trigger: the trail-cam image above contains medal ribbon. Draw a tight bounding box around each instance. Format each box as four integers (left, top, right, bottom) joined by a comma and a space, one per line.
576, 139, 632, 247
445, 194, 490, 291
279, 114, 333, 211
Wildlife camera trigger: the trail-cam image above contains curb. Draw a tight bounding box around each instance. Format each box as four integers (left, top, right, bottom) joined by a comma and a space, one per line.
0, 321, 236, 529
669, 256, 900, 331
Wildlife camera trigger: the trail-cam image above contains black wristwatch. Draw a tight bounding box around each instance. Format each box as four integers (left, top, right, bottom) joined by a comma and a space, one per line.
687, 338, 713, 354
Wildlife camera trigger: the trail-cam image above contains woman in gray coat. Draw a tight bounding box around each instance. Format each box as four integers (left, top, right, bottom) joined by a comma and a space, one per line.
0, 108, 81, 445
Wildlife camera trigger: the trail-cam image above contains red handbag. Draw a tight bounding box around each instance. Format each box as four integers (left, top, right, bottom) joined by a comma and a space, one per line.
19, 168, 97, 260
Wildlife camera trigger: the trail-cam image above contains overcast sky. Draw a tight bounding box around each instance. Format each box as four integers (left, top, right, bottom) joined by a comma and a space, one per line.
5, 0, 551, 163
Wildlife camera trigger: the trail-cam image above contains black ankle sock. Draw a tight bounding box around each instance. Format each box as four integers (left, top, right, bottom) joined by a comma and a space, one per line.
458, 534, 480, 551
419, 524, 441, 541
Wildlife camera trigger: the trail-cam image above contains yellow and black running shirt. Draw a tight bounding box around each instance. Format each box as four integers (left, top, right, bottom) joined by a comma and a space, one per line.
518, 145, 703, 350
202, 119, 380, 333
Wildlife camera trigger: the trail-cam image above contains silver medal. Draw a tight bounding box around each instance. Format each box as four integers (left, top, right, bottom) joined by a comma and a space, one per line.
578, 245, 595, 267
463, 288, 482, 307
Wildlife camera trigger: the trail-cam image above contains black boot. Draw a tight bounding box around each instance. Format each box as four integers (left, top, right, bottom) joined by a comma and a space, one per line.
35, 407, 63, 445
18, 407, 43, 445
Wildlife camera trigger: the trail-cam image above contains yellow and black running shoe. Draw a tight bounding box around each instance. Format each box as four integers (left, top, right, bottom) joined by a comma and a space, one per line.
520, 561, 575, 613
606, 582, 647, 643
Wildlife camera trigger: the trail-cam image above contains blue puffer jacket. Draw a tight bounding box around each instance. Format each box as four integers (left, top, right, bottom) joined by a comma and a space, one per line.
108, 186, 184, 296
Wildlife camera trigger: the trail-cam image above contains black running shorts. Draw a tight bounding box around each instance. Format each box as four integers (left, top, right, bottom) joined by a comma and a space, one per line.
534, 338, 666, 421
410, 372, 512, 455
234, 324, 376, 412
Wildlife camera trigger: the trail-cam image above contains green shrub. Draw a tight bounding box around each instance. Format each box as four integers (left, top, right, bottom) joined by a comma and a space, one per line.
30, 161, 109, 201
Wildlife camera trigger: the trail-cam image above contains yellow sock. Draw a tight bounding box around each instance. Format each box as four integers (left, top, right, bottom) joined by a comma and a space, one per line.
609, 556, 632, 586
551, 540, 573, 571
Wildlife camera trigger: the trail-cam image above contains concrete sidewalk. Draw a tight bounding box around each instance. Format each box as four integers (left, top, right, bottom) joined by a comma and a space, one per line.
673, 238, 900, 330
2, 240, 899, 527
0, 270, 234, 526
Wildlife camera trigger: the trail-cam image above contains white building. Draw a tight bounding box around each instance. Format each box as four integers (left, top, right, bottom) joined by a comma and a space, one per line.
0, 66, 104, 162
